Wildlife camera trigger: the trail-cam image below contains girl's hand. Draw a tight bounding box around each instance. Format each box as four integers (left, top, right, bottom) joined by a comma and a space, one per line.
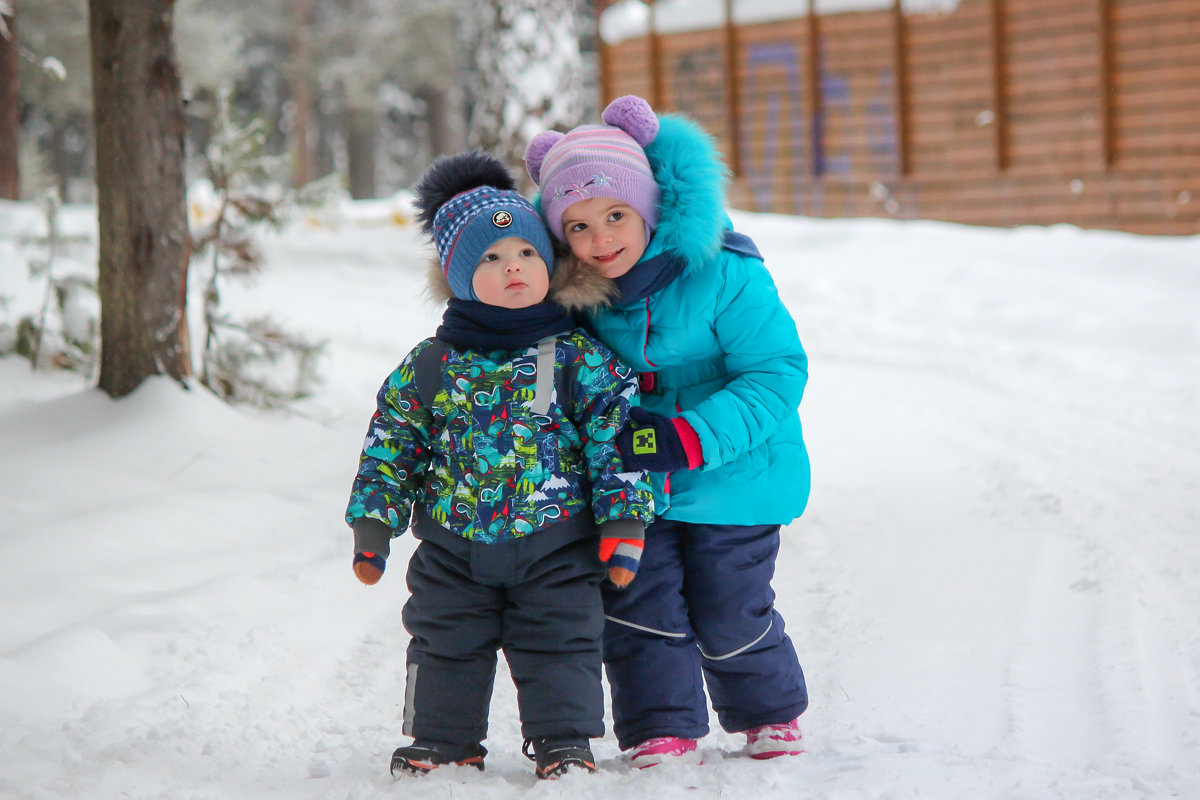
616, 408, 703, 472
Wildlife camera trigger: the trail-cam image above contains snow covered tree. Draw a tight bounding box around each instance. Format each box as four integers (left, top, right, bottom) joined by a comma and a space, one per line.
190, 88, 330, 408
173, 0, 466, 198
313, 0, 464, 197
18, 0, 92, 202
1, 0, 20, 199
314, 0, 406, 199
21, 0, 482, 202
173, 0, 248, 175
15, 187, 99, 372
88, 0, 192, 397
469, 0, 585, 177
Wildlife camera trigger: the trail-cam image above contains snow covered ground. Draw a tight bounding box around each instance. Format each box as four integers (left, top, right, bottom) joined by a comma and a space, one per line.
1, 198, 1198, 799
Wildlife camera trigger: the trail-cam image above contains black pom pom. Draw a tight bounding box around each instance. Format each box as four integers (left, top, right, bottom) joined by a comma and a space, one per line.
413, 151, 516, 234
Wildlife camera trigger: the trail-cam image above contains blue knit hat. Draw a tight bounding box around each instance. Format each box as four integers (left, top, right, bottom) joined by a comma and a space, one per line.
414, 152, 555, 302
432, 187, 555, 300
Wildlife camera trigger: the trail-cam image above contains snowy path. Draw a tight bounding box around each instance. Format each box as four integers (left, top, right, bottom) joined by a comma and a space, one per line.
1, 206, 1197, 798
779, 217, 1200, 797
794, 355, 1196, 797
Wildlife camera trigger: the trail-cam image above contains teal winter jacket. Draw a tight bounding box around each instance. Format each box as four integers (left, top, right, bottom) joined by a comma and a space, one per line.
584, 115, 811, 525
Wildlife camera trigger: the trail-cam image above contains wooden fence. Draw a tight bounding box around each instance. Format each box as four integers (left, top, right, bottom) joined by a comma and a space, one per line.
596, 0, 1200, 236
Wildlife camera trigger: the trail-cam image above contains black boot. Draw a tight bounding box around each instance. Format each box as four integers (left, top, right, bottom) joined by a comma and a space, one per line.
522, 737, 597, 779
390, 740, 487, 776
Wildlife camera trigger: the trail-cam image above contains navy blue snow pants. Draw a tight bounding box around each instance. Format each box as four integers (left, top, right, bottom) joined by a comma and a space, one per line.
401, 520, 607, 745
601, 519, 808, 750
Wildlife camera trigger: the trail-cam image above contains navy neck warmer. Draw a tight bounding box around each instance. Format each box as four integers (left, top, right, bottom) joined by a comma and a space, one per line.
436, 298, 574, 351
611, 250, 687, 305
610, 231, 760, 304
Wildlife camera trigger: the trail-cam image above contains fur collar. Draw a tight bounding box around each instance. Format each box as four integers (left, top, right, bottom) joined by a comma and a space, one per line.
425, 253, 616, 312
642, 114, 730, 276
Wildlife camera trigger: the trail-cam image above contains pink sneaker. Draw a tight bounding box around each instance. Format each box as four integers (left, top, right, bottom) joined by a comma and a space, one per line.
628, 736, 701, 768
745, 718, 804, 759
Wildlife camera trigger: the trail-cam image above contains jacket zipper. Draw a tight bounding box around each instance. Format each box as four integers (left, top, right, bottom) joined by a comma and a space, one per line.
642, 298, 658, 368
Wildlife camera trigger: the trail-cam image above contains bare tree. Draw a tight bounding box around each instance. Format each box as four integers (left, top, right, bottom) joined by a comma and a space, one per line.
0, 0, 19, 199
88, 0, 192, 397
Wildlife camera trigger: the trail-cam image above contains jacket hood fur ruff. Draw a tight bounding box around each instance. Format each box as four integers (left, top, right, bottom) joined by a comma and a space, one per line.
642, 113, 730, 277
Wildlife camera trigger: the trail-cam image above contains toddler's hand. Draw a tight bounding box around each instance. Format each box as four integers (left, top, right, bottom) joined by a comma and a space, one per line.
599, 527, 645, 588
353, 552, 386, 585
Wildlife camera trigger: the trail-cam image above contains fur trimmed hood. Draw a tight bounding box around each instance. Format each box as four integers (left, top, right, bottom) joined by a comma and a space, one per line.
641, 113, 730, 275
425, 252, 616, 312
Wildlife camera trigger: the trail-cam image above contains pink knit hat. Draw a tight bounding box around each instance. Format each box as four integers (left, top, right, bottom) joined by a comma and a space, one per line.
525, 95, 661, 242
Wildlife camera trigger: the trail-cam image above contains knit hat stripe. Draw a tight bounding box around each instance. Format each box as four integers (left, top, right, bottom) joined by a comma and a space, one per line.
540, 126, 648, 152
541, 137, 655, 179
434, 191, 525, 254
543, 148, 655, 184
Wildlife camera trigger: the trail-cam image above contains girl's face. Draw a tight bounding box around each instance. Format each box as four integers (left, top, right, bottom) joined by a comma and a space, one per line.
561, 198, 647, 279
471, 236, 550, 308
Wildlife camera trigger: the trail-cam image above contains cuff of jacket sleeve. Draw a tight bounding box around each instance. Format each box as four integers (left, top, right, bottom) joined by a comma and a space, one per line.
671, 417, 704, 469
353, 517, 394, 558
598, 518, 646, 541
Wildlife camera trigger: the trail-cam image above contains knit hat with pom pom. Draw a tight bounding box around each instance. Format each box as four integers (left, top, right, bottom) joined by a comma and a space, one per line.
413, 150, 556, 301
524, 95, 660, 242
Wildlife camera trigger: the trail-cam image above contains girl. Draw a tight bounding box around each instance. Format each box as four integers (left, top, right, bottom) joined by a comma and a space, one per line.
525, 96, 810, 767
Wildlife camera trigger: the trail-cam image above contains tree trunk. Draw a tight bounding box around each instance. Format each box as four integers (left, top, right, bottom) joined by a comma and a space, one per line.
470, 0, 583, 176
423, 85, 466, 160
0, 0, 19, 200
289, 0, 314, 188
88, 0, 192, 398
345, 107, 376, 200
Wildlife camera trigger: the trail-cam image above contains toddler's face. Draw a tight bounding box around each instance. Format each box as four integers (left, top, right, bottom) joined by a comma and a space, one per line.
471, 236, 550, 309
561, 198, 647, 279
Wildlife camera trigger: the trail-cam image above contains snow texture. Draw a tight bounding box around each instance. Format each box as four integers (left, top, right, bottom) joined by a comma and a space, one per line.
1, 196, 1199, 799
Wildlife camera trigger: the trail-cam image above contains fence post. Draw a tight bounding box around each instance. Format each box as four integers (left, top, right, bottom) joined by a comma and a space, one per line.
596, 0, 610, 106
987, 0, 1009, 171
724, 0, 743, 176
891, 0, 910, 177
806, 0, 824, 177
648, 0, 664, 109
1096, 0, 1115, 168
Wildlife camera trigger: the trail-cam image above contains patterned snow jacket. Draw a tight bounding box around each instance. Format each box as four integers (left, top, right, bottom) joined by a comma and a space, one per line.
346, 273, 655, 550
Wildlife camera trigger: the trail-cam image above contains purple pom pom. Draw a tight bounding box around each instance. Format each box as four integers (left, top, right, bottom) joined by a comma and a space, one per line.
601, 95, 659, 147
524, 131, 565, 185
